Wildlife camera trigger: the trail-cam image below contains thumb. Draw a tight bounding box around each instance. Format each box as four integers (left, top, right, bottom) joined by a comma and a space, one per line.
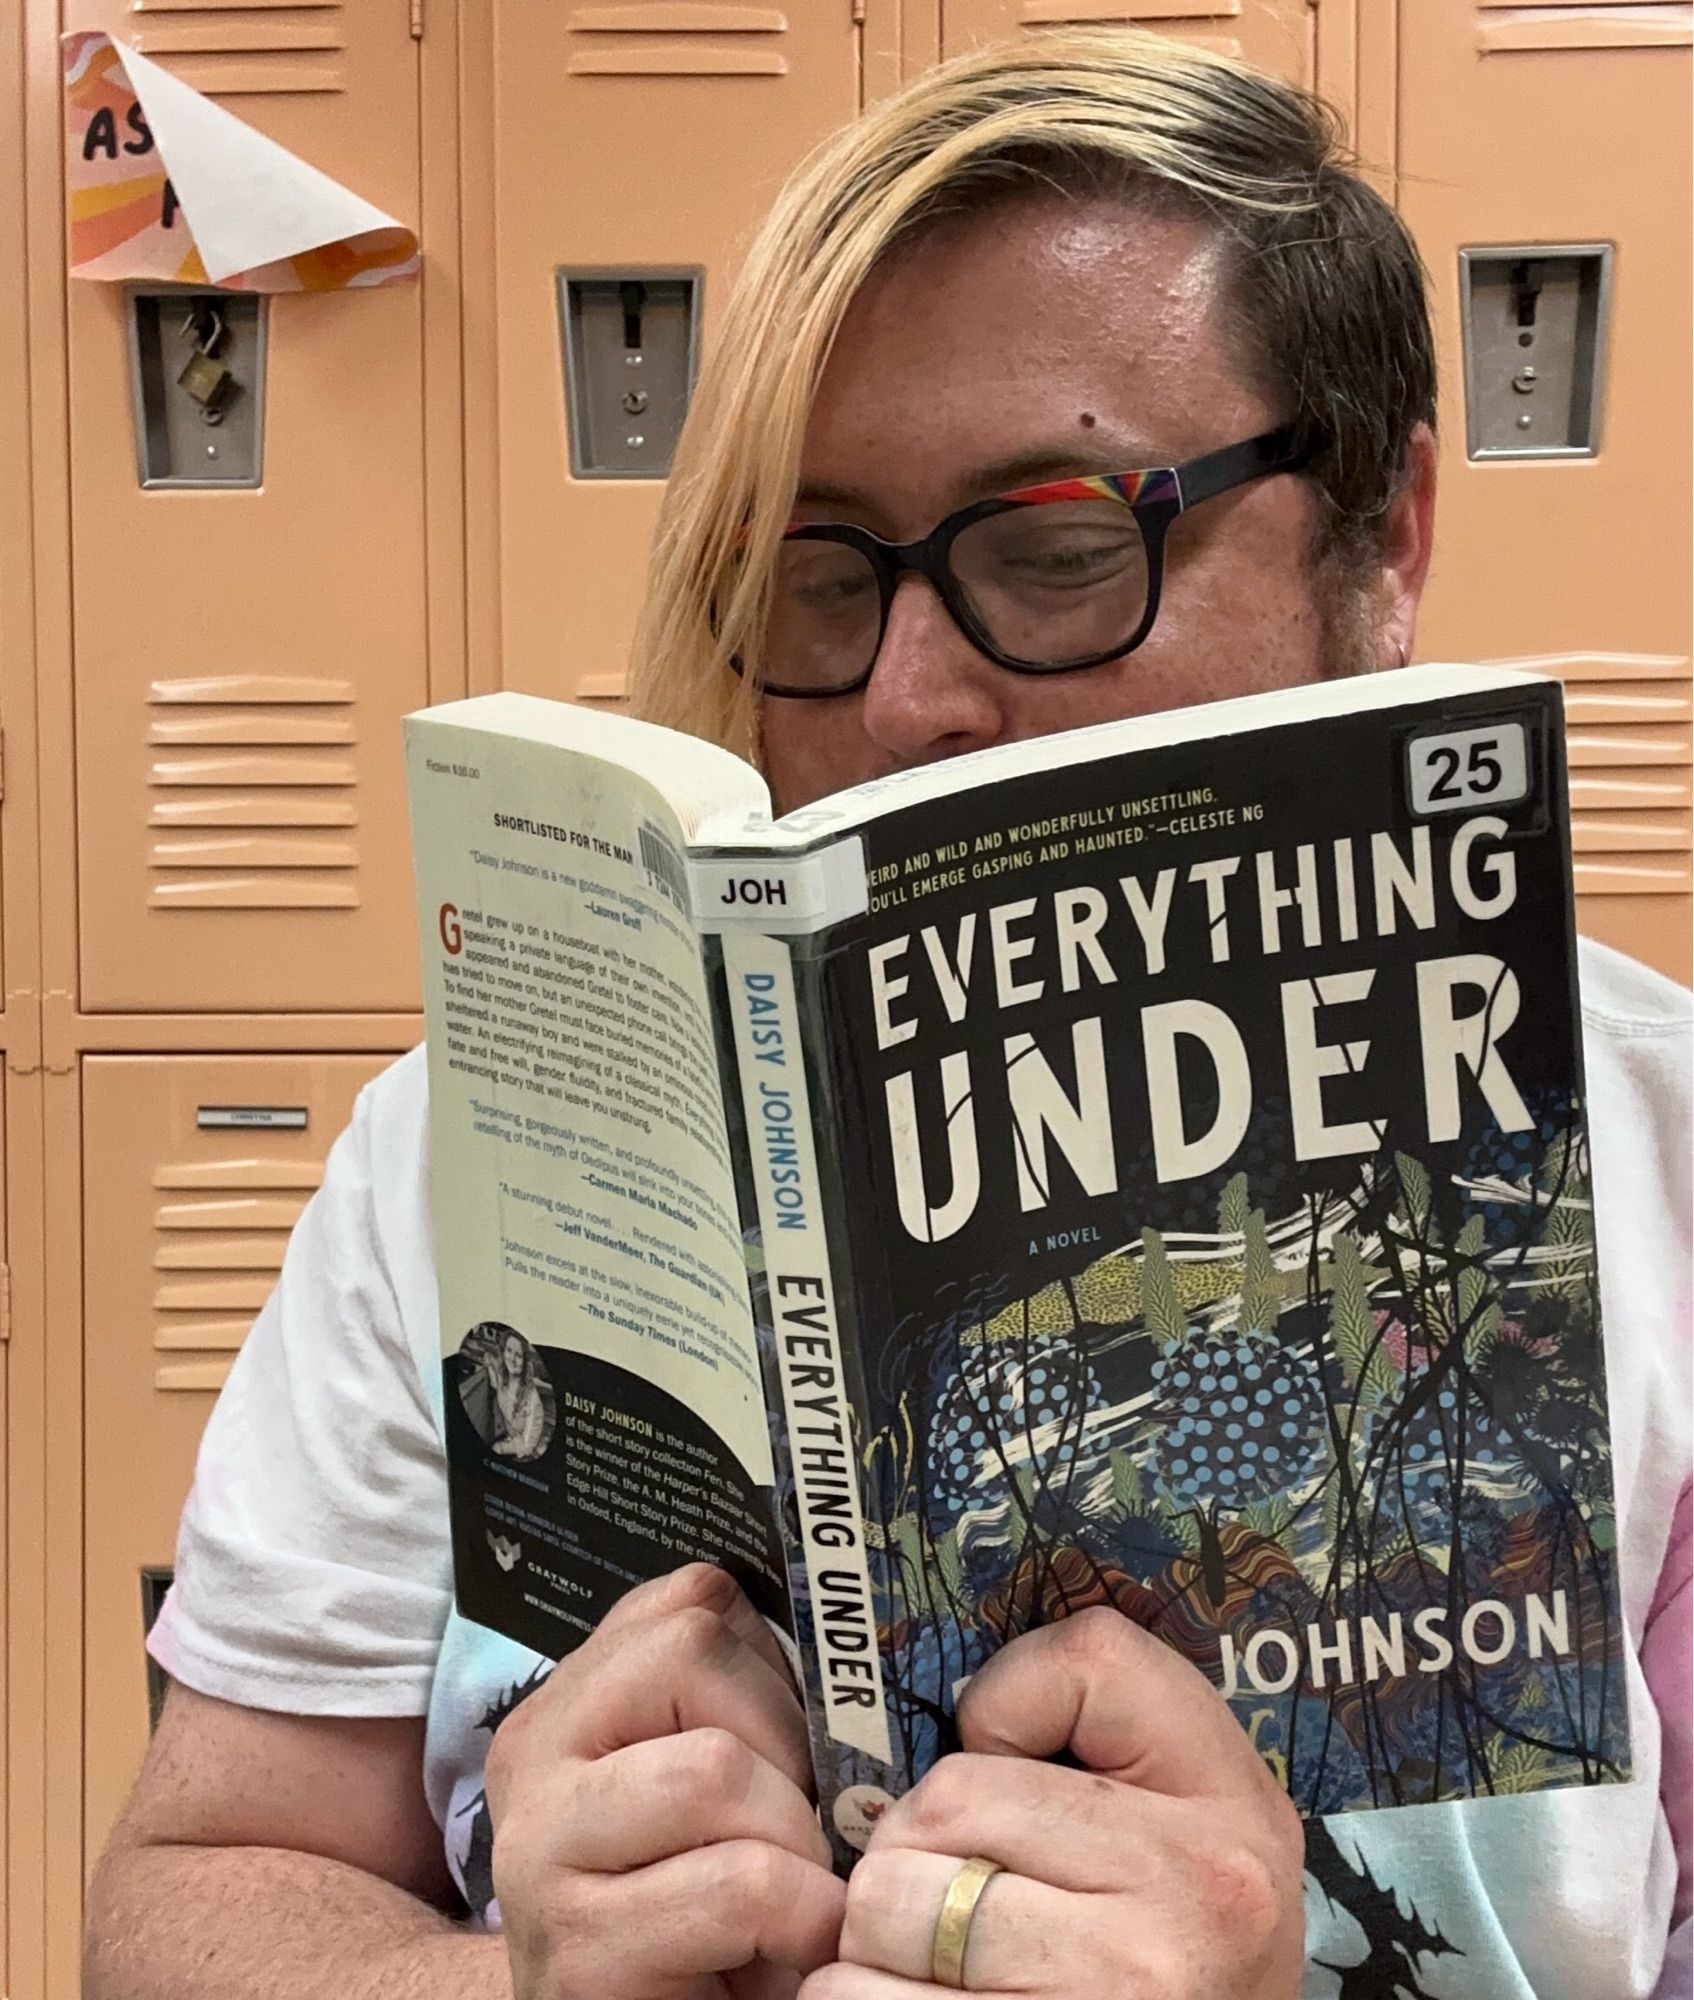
957, 1607, 1276, 1804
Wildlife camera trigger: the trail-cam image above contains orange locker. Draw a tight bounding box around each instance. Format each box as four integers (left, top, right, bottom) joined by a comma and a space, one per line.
0, 1079, 8, 1991
80, 1053, 391, 1859
1397, 2, 1692, 979
941, 0, 1317, 83
486, 2, 860, 704
2, 0, 30, 1981
65, 3, 430, 1016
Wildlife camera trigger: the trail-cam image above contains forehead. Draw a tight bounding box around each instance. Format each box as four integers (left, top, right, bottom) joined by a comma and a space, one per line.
799, 193, 1272, 517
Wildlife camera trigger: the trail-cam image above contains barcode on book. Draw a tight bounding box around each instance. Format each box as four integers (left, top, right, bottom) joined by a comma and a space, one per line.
639, 820, 692, 916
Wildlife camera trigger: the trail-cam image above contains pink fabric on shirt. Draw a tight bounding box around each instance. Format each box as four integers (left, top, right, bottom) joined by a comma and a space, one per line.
1644, 1477, 1693, 1930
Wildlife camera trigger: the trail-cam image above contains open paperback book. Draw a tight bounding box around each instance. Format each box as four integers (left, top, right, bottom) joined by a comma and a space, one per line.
405, 662, 1628, 1858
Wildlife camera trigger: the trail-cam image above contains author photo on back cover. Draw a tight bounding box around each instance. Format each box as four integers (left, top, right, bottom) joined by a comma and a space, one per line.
457, 1320, 556, 1463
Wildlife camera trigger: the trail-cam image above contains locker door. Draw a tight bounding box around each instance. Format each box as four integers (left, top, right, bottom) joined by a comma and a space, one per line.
941, 0, 1317, 86
490, 2, 860, 705
0, 1082, 7, 1987
68, 4, 429, 1014
1398, 7, 1691, 979
81, 1054, 390, 1859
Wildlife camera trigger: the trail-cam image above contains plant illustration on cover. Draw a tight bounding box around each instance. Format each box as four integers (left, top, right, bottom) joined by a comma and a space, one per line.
824, 1103, 1618, 1817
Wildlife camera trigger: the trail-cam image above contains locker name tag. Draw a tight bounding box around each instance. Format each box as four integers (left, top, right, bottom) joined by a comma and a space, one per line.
1406, 721, 1530, 817
692, 837, 868, 936
197, 1106, 308, 1130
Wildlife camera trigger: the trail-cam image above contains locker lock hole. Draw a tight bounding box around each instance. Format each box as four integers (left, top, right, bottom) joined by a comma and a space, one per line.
1460, 246, 1611, 461
128, 288, 267, 488
559, 270, 701, 480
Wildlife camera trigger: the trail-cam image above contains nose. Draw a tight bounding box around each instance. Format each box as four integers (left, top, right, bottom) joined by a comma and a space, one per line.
859, 573, 1007, 767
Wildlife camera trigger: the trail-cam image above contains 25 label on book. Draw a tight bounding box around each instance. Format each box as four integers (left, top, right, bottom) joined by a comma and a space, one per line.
1406, 720, 1530, 816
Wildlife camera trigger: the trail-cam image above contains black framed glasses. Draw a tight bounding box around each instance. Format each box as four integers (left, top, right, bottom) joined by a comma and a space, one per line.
743, 424, 1313, 699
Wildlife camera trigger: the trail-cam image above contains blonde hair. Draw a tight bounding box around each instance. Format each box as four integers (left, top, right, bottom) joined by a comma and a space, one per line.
627, 29, 1432, 759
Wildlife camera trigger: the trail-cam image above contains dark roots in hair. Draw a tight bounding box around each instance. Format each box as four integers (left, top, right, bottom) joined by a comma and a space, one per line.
898, 75, 1437, 589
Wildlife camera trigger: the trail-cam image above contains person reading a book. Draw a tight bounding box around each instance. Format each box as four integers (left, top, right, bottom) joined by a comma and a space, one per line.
87, 27, 1690, 2000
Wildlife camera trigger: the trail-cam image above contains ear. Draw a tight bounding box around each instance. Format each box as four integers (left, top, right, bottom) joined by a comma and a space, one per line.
1377, 422, 1438, 666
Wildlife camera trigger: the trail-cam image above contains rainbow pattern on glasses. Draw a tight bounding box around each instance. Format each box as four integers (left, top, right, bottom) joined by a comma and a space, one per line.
995, 465, 1183, 510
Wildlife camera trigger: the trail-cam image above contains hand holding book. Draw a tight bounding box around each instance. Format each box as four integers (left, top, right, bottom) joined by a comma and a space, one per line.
830, 1609, 1305, 1999
485, 1564, 844, 2000
484, 1563, 1305, 2000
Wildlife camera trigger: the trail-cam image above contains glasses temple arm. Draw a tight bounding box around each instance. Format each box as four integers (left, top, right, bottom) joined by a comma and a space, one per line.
1172, 423, 1309, 511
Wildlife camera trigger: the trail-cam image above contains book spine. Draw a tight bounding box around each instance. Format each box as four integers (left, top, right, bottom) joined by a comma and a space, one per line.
719, 923, 893, 1769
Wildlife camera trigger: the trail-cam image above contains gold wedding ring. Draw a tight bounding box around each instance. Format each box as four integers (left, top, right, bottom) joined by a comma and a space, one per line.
930, 1855, 1004, 1990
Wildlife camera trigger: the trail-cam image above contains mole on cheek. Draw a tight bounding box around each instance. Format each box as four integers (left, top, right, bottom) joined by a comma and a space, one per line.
1078, 411, 1098, 430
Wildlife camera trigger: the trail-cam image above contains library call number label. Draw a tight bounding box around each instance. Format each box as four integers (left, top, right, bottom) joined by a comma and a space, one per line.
1406, 720, 1530, 817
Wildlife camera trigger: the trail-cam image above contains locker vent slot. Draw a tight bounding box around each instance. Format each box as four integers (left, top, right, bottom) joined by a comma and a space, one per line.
567, 3, 788, 23
147, 676, 361, 908
566, 0, 789, 73
567, 45, 786, 71
130, 0, 348, 95
1494, 654, 1693, 896
1475, 5, 1692, 53
151, 1155, 320, 1389
1018, 0, 1241, 20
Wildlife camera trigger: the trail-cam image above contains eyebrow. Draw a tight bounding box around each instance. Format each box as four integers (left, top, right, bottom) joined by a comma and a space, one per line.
795, 437, 1167, 513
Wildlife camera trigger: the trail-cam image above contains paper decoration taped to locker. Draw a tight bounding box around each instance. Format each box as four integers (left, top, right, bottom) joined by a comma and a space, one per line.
62, 32, 418, 292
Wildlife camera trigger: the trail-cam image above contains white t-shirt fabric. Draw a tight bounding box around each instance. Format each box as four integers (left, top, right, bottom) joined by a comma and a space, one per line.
147, 936, 1692, 1999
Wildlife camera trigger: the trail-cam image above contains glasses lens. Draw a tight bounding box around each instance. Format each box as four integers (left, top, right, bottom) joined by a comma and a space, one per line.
951, 503, 1150, 667
765, 536, 882, 693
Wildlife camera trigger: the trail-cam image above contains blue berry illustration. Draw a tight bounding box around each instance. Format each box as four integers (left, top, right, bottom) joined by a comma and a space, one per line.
1150, 1333, 1324, 1511
928, 1351, 1099, 1522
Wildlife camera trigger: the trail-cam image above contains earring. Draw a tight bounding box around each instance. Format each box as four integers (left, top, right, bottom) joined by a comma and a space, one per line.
1394, 641, 1408, 671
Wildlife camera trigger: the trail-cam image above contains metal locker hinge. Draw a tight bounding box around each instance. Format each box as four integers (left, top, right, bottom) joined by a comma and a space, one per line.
0, 1263, 11, 1343
851, 0, 865, 19
410, 0, 424, 38
0, 724, 6, 801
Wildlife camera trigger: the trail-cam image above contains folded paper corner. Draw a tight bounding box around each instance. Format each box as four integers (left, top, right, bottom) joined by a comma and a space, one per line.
62, 29, 418, 293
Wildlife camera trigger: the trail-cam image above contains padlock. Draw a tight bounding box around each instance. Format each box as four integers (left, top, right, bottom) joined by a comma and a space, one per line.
177, 303, 237, 416
177, 345, 235, 412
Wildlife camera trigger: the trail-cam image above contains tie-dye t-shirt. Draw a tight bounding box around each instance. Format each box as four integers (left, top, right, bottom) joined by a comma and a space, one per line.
148, 938, 1692, 1998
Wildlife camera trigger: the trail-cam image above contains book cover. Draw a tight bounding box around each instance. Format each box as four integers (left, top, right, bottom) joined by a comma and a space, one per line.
706, 676, 1627, 1842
